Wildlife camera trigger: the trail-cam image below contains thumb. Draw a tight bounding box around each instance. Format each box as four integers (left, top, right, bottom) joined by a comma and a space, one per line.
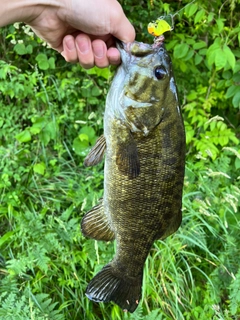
109, 3, 135, 43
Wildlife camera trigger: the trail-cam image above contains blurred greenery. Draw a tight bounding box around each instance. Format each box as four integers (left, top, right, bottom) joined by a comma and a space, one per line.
0, 0, 239, 319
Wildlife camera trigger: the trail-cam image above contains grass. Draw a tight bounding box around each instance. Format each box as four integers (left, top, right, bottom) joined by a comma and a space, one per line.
1, 147, 239, 319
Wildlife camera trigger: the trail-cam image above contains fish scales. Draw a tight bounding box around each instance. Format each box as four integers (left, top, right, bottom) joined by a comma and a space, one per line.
82, 40, 186, 313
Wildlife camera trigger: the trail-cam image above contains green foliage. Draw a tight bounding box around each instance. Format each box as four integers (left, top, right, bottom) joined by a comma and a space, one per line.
229, 269, 240, 315
0, 0, 240, 319
0, 287, 64, 320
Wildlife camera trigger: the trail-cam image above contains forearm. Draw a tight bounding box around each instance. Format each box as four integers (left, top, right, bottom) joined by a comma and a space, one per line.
0, 0, 64, 27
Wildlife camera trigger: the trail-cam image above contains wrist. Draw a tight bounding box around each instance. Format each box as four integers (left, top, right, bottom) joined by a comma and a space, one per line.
0, 0, 66, 27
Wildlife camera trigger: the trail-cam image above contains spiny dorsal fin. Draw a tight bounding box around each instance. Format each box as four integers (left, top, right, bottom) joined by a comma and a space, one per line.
116, 141, 140, 179
81, 199, 115, 241
84, 135, 106, 167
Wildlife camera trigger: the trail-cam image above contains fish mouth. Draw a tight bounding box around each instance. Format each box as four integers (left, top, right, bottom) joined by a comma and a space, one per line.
116, 40, 165, 66
115, 39, 124, 51
116, 41, 153, 54
115, 40, 131, 66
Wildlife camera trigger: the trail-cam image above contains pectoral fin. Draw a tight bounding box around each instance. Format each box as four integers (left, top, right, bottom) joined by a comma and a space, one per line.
116, 141, 140, 179
114, 122, 140, 179
84, 135, 106, 167
81, 199, 115, 241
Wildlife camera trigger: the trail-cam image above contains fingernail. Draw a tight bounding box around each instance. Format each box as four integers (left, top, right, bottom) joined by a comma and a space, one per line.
94, 44, 104, 58
77, 37, 90, 54
66, 39, 75, 51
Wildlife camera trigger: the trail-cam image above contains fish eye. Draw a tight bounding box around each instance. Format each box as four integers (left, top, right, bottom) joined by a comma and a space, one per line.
154, 66, 167, 80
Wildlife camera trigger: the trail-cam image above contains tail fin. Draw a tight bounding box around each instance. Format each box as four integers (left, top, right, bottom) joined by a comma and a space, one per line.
86, 263, 142, 313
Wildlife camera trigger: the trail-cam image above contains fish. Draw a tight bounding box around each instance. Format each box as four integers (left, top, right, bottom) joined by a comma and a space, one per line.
81, 40, 186, 313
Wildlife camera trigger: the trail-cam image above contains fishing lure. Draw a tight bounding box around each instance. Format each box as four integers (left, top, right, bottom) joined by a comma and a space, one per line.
148, 0, 197, 37
148, 18, 173, 37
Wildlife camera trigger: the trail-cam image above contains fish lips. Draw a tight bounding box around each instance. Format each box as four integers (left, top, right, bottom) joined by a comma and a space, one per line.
116, 40, 166, 67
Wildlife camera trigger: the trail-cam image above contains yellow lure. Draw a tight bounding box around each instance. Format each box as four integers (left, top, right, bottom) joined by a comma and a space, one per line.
148, 19, 172, 37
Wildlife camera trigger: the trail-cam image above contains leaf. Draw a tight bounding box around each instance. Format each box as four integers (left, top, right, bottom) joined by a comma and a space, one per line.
232, 49, 240, 58
0, 63, 8, 79
229, 270, 240, 315
79, 133, 89, 142
179, 60, 187, 72
40, 121, 57, 145
233, 73, 240, 82
33, 162, 46, 175
216, 18, 225, 32
225, 85, 239, 99
173, 43, 189, 59
15, 130, 32, 143
205, 126, 238, 147
183, 49, 194, 61
91, 86, 102, 96
235, 157, 240, 170
195, 53, 203, 65
186, 3, 198, 17
26, 44, 33, 54
86, 66, 111, 79
187, 92, 197, 101
79, 126, 96, 144
0, 232, 14, 247
185, 125, 195, 144
30, 117, 47, 134
193, 41, 207, 50
36, 53, 47, 62
195, 138, 219, 160
194, 9, 205, 24
72, 137, 89, 156
39, 130, 50, 146
198, 48, 207, 56
165, 39, 178, 50
207, 12, 215, 23
14, 43, 27, 55
38, 60, 49, 70
29, 292, 64, 320
206, 39, 221, 66
223, 44, 236, 70
214, 48, 227, 70
48, 57, 55, 69
222, 70, 232, 80
232, 91, 240, 108
36, 53, 49, 70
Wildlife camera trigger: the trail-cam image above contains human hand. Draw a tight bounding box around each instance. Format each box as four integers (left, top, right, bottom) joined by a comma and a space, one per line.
25, 0, 135, 69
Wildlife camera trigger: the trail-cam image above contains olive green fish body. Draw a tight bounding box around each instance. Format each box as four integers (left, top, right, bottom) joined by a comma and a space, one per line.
82, 41, 185, 312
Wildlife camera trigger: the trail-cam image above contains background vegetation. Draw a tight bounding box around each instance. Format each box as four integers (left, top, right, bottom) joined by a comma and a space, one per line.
0, 0, 239, 319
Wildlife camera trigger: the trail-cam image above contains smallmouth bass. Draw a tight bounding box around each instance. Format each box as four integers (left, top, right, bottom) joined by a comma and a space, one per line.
81, 40, 186, 313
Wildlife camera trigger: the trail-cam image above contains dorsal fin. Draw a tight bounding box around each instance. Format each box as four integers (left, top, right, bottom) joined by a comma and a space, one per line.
81, 199, 115, 241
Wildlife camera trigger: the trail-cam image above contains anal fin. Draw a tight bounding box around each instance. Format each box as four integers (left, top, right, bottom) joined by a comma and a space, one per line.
81, 199, 115, 241
84, 135, 106, 167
